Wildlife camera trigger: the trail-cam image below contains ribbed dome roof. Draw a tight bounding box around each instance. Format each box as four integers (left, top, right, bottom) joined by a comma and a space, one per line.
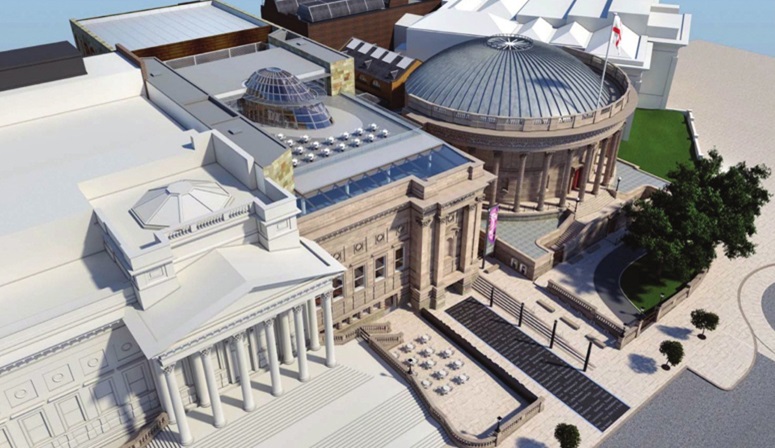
130, 180, 232, 229
407, 35, 623, 120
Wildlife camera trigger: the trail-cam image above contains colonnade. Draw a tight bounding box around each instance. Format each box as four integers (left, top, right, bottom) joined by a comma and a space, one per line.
487, 130, 623, 212
155, 293, 336, 446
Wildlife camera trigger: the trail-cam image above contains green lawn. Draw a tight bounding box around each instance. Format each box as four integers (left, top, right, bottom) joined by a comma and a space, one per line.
620, 257, 687, 311
618, 109, 694, 180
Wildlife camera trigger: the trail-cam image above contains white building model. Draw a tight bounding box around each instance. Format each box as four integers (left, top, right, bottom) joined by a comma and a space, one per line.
397, 0, 691, 109
0, 51, 343, 447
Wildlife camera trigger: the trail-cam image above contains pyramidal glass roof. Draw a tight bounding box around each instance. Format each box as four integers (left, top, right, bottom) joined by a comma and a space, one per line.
130, 180, 233, 229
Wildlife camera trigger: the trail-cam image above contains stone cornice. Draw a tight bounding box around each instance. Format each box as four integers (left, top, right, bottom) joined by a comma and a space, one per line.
315, 204, 409, 243
157, 279, 332, 363
0, 321, 121, 375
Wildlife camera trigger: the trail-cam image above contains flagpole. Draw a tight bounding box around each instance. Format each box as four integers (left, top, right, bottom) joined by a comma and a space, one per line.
596, 14, 616, 108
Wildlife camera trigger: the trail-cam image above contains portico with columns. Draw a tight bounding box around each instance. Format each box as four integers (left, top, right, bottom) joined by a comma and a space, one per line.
139, 281, 340, 446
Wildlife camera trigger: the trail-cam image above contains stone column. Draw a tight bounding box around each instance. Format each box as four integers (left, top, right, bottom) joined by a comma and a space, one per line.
603, 131, 621, 186
163, 363, 193, 446
307, 298, 321, 351
255, 323, 267, 368
578, 144, 595, 202
459, 203, 476, 271
592, 140, 608, 195
232, 332, 256, 412
293, 305, 310, 382
513, 154, 527, 212
190, 353, 210, 408
200, 348, 226, 428
488, 151, 502, 206
278, 310, 294, 365
248, 326, 261, 371
558, 149, 574, 209
536, 152, 553, 211
152, 362, 175, 424
264, 319, 284, 397
322, 292, 336, 368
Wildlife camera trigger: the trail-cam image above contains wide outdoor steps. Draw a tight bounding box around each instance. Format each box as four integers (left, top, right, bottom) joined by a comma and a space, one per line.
194, 366, 371, 447
311, 389, 427, 448
553, 220, 586, 248
447, 298, 628, 431
147, 426, 181, 448
410, 429, 450, 448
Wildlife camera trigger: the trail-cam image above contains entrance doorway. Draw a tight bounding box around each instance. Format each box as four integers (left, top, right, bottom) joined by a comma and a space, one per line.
571, 168, 582, 190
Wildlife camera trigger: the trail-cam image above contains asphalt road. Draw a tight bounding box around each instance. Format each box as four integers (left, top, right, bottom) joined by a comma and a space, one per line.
601, 353, 775, 448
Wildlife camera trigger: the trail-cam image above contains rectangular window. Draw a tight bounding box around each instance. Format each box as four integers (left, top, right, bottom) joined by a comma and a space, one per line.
375, 256, 386, 280
354, 266, 365, 289
395, 247, 405, 271
333, 276, 343, 298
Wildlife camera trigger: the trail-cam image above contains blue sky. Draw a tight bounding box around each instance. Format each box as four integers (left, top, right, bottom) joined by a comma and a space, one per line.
1, 0, 773, 56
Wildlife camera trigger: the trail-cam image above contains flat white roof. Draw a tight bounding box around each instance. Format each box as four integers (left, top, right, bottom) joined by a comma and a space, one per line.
176, 48, 326, 97
0, 252, 129, 339
0, 96, 195, 238
79, 1, 257, 50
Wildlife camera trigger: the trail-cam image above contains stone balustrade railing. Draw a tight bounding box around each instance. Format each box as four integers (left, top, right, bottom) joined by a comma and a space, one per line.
161, 202, 252, 242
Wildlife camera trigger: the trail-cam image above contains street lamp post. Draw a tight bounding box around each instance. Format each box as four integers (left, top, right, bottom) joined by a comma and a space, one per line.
616, 176, 622, 193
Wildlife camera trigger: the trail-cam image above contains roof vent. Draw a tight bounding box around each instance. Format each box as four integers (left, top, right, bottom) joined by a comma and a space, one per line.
228, 128, 242, 135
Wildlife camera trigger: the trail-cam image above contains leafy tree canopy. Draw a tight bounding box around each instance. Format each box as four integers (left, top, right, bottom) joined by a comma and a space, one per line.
555, 423, 581, 448
659, 340, 684, 367
624, 150, 770, 279
691, 309, 720, 335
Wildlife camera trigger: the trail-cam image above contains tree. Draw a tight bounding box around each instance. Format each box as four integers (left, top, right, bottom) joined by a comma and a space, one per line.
624, 150, 770, 280
555, 423, 581, 448
690, 309, 720, 340
659, 340, 684, 370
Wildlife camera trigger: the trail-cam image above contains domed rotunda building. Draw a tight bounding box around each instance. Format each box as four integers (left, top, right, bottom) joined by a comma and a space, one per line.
404, 35, 637, 212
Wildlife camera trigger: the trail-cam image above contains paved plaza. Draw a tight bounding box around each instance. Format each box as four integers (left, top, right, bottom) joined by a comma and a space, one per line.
447, 298, 629, 431
387, 307, 530, 437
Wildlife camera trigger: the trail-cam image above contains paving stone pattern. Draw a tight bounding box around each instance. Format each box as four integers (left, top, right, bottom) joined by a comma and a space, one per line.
447, 298, 629, 431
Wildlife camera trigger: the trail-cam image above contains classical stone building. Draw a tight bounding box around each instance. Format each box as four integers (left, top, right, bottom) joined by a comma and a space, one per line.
0, 9, 491, 448
404, 35, 637, 213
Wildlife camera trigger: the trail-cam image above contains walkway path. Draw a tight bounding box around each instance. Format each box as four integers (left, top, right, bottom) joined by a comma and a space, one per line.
447, 298, 629, 431
593, 245, 644, 325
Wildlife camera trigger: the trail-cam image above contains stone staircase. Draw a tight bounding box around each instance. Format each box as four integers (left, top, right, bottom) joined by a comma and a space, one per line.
410, 429, 450, 448
551, 220, 585, 248
194, 366, 371, 447
146, 427, 180, 448
310, 389, 427, 448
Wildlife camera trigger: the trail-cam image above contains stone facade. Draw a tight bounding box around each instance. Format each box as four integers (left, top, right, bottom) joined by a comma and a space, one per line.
298, 161, 492, 327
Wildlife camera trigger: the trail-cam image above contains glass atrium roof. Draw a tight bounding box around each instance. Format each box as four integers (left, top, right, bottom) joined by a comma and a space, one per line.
297, 145, 469, 215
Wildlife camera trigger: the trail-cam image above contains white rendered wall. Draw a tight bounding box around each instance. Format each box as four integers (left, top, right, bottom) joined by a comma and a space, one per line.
0, 53, 142, 128
0, 325, 159, 448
